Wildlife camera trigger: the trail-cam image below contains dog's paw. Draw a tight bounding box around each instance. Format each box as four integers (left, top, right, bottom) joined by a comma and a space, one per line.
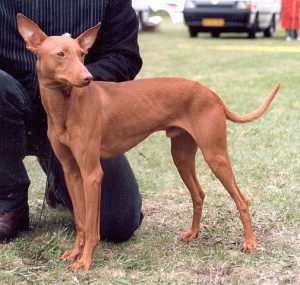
241, 238, 257, 252
69, 258, 92, 272
179, 229, 199, 241
60, 249, 82, 262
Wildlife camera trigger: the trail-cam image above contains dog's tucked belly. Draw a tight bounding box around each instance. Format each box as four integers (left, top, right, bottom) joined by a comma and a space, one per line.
100, 127, 185, 159
166, 127, 185, 138
100, 131, 152, 159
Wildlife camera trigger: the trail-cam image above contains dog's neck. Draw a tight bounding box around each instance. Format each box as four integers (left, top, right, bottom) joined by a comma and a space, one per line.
39, 82, 73, 136
39, 82, 72, 97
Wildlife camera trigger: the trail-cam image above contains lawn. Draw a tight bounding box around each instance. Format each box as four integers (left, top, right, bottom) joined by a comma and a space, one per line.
0, 18, 299, 284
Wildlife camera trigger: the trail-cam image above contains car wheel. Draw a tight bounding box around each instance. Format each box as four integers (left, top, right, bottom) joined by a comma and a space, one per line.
264, 16, 275, 38
248, 13, 258, 39
211, 31, 220, 38
189, 27, 198, 38
248, 29, 256, 39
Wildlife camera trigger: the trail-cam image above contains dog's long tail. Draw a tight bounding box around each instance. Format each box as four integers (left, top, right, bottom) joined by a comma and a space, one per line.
223, 82, 280, 123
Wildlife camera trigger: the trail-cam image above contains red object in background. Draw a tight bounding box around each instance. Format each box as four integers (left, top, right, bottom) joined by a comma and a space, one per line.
281, 0, 300, 29
167, 3, 178, 7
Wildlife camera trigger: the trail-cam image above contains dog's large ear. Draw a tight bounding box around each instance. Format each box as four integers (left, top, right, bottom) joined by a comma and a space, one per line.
76, 23, 101, 53
17, 13, 47, 54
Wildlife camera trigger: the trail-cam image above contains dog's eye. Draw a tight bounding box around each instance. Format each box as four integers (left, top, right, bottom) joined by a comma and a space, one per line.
57, 52, 65, 57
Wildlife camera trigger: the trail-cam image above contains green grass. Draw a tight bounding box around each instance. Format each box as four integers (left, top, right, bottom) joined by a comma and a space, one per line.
1, 18, 299, 284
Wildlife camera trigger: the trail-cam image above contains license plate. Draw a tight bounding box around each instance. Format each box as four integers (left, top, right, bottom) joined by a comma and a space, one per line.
202, 18, 225, 27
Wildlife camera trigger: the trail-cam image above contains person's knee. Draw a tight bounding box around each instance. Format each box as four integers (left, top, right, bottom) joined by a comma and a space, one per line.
0, 70, 11, 82
99, 155, 143, 242
101, 210, 143, 243
0, 70, 32, 159
0, 70, 28, 111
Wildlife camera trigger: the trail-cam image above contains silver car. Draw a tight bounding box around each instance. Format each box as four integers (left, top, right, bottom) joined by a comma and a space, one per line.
183, 0, 281, 38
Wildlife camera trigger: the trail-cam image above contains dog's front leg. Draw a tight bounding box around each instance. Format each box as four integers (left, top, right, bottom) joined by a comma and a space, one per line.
48, 133, 86, 262
59, 158, 86, 262
67, 143, 102, 272
70, 165, 102, 271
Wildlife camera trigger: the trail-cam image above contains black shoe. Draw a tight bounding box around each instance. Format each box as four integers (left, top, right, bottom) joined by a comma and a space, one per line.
0, 206, 29, 242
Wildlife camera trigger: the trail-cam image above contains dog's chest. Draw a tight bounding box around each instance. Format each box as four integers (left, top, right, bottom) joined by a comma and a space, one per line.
42, 98, 72, 146
45, 114, 70, 147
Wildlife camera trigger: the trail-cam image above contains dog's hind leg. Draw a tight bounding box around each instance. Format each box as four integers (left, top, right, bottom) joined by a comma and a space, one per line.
203, 150, 256, 251
171, 132, 205, 240
196, 112, 257, 251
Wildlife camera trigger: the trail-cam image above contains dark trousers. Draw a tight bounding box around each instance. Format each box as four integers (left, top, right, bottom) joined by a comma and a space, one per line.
0, 70, 143, 242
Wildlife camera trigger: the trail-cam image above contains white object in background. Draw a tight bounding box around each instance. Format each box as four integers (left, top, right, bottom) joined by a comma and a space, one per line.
148, 0, 184, 23
132, 0, 149, 11
133, 0, 184, 23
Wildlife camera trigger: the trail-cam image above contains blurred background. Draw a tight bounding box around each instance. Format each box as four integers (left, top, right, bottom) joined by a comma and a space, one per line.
133, 0, 300, 40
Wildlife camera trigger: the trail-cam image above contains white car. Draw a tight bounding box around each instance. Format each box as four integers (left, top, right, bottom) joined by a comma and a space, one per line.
183, 0, 281, 38
147, 0, 185, 23
133, 0, 184, 26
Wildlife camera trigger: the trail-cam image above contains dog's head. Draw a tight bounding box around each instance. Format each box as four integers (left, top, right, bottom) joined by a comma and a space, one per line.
17, 13, 100, 88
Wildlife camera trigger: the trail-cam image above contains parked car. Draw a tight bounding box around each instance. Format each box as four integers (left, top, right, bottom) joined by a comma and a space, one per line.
183, 0, 281, 38
132, 0, 162, 31
133, 0, 184, 30
147, 0, 185, 23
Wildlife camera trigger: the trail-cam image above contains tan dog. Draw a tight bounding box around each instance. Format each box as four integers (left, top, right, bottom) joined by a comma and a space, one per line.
17, 13, 279, 271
